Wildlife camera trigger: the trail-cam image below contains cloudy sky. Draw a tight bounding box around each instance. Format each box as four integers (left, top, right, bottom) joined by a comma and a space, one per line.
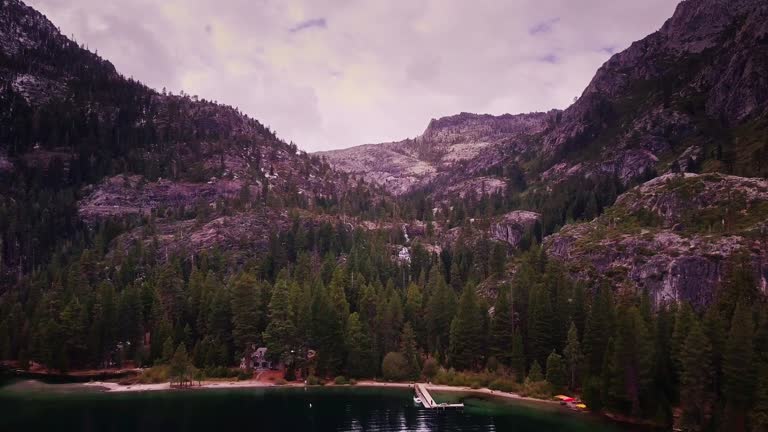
28, 0, 679, 152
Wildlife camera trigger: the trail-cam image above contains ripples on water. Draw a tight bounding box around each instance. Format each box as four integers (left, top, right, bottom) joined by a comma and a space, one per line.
0, 381, 629, 432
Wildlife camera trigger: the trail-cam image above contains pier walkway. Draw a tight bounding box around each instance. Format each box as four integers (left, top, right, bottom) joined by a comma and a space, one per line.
415, 384, 464, 410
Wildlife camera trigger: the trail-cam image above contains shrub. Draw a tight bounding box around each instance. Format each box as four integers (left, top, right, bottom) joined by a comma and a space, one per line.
306, 375, 323, 386
349, 379, 357, 385
138, 366, 169, 384
382, 352, 409, 381
520, 378, 552, 399
274, 378, 287, 386
334, 376, 349, 385
489, 377, 519, 393
422, 358, 439, 381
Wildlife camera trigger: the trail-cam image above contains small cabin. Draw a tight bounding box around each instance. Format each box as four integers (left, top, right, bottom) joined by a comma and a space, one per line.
240, 346, 272, 371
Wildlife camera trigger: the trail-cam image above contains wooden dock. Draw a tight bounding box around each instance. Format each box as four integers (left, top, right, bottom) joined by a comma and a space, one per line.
415, 384, 464, 410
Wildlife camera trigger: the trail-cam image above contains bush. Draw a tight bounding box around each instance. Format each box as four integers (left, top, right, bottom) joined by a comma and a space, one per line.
274, 378, 287, 386
382, 352, 409, 381
138, 366, 169, 384
334, 376, 349, 385
306, 375, 323, 386
470, 381, 482, 389
349, 379, 357, 385
489, 377, 519, 393
237, 370, 252, 381
520, 378, 552, 399
422, 358, 439, 381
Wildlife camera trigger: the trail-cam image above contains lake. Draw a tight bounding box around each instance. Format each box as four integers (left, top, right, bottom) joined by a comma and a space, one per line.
0, 379, 637, 432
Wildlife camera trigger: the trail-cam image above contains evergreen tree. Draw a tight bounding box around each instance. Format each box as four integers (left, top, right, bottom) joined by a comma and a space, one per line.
449, 285, 482, 370
527, 283, 554, 367
262, 277, 297, 365
230, 272, 262, 353
723, 302, 755, 432
582, 282, 614, 376
563, 322, 583, 390
546, 350, 567, 390
680, 320, 714, 430
426, 269, 456, 358
490, 287, 514, 365
345, 312, 375, 378
399, 322, 420, 380
510, 329, 526, 382
169, 343, 190, 387
527, 360, 544, 382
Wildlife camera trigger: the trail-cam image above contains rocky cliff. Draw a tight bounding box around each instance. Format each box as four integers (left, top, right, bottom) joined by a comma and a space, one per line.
544, 173, 768, 308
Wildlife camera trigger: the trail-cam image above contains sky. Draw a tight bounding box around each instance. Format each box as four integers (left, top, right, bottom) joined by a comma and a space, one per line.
28, 0, 680, 152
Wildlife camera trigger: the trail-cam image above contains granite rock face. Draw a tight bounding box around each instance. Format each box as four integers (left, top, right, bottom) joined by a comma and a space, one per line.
489, 211, 540, 249
544, 173, 768, 309
318, 112, 555, 196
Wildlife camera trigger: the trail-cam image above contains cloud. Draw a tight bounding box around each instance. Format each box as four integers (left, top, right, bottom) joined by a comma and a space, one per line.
537, 53, 560, 64
529, 17, 560, 35
289, 18, 327, 33
26, 0, 681, 152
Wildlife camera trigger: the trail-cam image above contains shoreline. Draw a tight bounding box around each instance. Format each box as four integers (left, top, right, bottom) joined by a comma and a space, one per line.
82, 378, 562, 409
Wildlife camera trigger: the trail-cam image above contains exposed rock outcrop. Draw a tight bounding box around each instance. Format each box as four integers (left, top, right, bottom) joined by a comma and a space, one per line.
544, 173, 768, 309
489, 211, 540, 249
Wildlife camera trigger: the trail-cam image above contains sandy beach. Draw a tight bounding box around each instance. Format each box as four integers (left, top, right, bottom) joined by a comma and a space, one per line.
81, 378, 562, 409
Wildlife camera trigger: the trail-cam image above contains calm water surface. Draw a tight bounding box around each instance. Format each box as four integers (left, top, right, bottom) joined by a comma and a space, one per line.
0, 379, 637, 432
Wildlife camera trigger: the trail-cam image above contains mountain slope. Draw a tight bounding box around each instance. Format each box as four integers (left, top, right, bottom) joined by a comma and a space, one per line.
0, 0, 387, 277
322, 0, 768, 198
318, 111, 555, 196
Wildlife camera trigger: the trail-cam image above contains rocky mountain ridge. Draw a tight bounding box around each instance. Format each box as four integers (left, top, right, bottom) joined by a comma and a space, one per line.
321, 0, 768, 199
318, 111, 554, 195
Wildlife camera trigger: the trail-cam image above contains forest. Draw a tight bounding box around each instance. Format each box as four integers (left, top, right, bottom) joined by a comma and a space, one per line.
0, 216, 766, 431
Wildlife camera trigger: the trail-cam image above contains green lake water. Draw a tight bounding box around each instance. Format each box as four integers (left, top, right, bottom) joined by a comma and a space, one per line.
0, 379, 641, 432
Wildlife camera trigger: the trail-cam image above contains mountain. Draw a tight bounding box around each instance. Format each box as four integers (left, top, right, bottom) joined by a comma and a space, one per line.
0, 0, 387, 277
318, 111, 555, 196
317, 0, 768, 302
323, 0, 768, 198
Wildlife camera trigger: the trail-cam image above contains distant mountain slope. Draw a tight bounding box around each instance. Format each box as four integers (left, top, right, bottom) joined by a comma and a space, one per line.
321, 0, 768, 198
318, 111, 555, 195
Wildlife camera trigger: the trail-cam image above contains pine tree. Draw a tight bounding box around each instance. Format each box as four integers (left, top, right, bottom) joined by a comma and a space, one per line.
583, 282, 614, 376
162, 336, 175, 363
169, 343, 190, 387
527, 360, 544, 382
563, 322, 583, 390
680, 320, 713, 430
400, 322, 420, 380
230, 272, 262, 353
546, 350, 567, 390
345, 312, 375, 378
426, 270, 456, 358
723, 302, 755, 432
527, 283, 554, 367
262, 277, 297, 365
490, 287, 514, 365
510, 329, 526, 382
449, 285, 482, 370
